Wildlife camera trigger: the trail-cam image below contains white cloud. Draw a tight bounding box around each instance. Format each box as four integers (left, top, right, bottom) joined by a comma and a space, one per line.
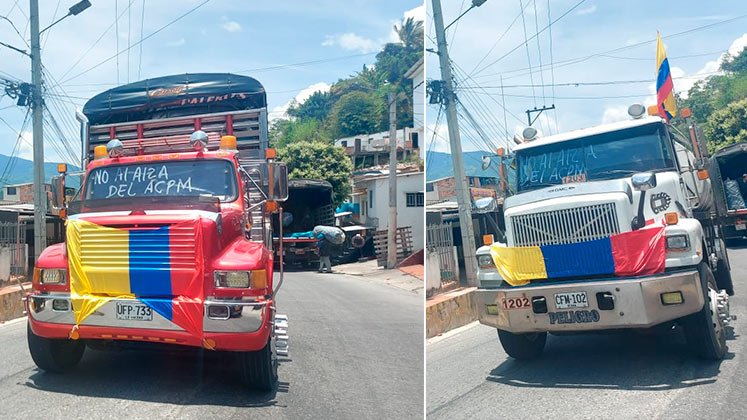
165, 38, 186, 47
18, 132, 33, 161
404, 5, 425, 22
322, 33, 381, 53
576, 5, 597, 16
674, 33, 747, 98
221, 19, 242, 33
601, 105, 630, 124
269, 82, 332, 121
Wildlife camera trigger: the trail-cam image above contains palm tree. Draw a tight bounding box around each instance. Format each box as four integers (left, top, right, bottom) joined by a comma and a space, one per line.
393, 17, 423, 51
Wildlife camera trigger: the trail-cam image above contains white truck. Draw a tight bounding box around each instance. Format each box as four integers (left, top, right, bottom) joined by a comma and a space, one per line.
476, 105, 734, 360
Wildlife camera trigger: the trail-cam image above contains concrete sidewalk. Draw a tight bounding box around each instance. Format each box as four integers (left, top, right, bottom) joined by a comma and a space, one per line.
332, 260, 424, 294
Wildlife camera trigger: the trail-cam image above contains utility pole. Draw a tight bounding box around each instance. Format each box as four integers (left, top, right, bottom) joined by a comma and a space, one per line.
30, 0, 46, 260
431, 0, 479, 285
387, 92, 398, 269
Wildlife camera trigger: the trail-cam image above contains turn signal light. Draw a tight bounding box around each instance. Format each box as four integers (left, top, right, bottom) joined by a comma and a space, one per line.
57, 163, 67, 173
482, 234, 494, 246
664, 212, 679, 225
697, 169, 709, 180
265, 148, 277, 159
265, 200, 279, 213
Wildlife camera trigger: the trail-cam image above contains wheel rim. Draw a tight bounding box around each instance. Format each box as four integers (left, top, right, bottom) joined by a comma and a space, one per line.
707, 285, 728, 345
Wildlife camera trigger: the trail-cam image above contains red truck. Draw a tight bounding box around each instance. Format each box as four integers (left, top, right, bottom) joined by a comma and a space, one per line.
25, 73, 289, 391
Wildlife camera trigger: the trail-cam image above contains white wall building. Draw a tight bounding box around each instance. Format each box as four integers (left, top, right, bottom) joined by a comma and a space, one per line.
350, 170, 424, 251
334, 127, 421, 154
405, 57, 424, 131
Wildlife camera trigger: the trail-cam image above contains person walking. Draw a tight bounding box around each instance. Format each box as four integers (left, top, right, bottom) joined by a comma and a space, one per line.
317, 233, 333, 273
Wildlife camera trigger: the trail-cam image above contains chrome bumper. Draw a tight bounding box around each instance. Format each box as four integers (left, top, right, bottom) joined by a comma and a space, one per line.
476, 269, 703, 333
27, 293, 268, 334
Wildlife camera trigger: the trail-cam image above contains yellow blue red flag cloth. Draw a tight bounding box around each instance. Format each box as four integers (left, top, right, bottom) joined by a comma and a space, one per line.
66, 218, 204, 337
490, 226, 666, 286
656, 32, 677, 122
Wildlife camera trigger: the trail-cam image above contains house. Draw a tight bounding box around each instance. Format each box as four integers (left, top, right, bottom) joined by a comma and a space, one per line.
348, 164, 424, 251
404, 57, 424, 131
334, 128, 421, 169
425, 175, 499, 205
1, 183, 51, 204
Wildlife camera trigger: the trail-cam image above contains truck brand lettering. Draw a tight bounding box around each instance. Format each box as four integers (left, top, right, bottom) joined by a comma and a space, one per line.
548, 310, 600, 324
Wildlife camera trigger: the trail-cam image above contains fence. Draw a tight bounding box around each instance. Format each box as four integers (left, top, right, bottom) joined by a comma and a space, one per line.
0, 221, 27, 282
426, 223, 458, 290
373, 226, 413, 267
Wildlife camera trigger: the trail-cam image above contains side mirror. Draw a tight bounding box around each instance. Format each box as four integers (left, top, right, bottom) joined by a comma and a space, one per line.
246, 162, 289, 202
631, 172, 657, 191
51, 175, 66, 211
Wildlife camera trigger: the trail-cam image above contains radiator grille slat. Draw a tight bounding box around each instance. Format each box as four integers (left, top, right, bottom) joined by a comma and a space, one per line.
510, 203, 620, 247
78, 223, 197, 270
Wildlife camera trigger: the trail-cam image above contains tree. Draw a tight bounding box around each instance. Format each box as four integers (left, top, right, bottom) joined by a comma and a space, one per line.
287, 90, 333, 121
721, 47, 747, 74
326, 91, 385, 138
393, 17, 423, 51
703, 97, 747, 152
277, 141, 353, 206
269, 118, 330, 149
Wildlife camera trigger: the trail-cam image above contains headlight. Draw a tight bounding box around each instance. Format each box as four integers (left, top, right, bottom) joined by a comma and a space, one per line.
666, 234, 690, 250
477, 254, 494, 269
214, 270, 267, 289
39, 269, 66, 285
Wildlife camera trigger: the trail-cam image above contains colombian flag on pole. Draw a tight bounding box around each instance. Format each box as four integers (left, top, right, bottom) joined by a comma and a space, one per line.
490, 226, 666, 286
656, 32, 677, 122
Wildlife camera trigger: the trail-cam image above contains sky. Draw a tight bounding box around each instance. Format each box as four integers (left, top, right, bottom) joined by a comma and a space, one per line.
426, 0, 747, 155
0, 0, 423, 166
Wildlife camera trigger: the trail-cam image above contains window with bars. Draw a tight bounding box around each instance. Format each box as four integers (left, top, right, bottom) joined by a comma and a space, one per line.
406, 192, 424, 207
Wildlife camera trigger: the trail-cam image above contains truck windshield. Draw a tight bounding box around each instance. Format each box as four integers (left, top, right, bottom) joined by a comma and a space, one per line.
516, 123, 675, 193
83, 159, 238, 201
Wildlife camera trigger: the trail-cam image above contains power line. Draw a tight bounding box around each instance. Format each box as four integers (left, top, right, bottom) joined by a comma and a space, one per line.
547, 0, 558, 133
473, 0, 588, 76
59, 0, 213, 86
468, 2, 527, 75
474, 13, 747, 82
115, 0, 120, 85
457, 70, 725, 90
518, 0, 537, 108
138, 0, 146, 80
41, 0, 62, 49
57, 0, 136, 82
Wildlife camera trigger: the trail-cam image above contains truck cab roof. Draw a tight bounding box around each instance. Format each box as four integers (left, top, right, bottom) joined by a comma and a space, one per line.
514, 116, 666, 152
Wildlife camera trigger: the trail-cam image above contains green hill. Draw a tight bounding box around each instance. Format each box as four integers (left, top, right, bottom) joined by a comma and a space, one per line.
0, 154, 80, 197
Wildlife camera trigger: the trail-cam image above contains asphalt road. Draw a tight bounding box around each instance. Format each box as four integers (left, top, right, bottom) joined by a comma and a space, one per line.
427, 243, 747, 420
0, 270, 423, 419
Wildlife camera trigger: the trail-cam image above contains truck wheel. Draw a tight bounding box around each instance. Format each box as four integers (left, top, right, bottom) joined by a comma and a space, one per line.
27, 322, 85, 373
715, 258, 734, 296
239, 338, 278, 391
497, 329, 546, 360
683, 263, 727, 360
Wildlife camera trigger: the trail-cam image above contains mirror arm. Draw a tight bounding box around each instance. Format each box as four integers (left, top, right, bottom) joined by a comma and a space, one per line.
246, 199, 267, 213
239, 166, 268, 200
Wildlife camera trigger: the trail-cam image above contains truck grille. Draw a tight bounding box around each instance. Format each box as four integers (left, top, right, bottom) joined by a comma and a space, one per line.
510, 203, 620, 247
78, 223, 197, 271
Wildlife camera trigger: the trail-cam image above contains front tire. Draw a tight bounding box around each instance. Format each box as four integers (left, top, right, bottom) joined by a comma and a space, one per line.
497, 329, 547, 360
27, 322, 85, 373
239, 338, 278, 391
683, 263, 727, 360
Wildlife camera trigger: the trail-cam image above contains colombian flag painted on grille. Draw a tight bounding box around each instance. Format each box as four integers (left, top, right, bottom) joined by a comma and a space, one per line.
656, 32, 677, 122
491, 226, 666, 286
67, 218, 204, 337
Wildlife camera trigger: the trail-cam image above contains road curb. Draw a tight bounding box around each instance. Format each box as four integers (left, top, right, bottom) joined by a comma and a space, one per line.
0, 282, 28, 323
426, 287, 477, 338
